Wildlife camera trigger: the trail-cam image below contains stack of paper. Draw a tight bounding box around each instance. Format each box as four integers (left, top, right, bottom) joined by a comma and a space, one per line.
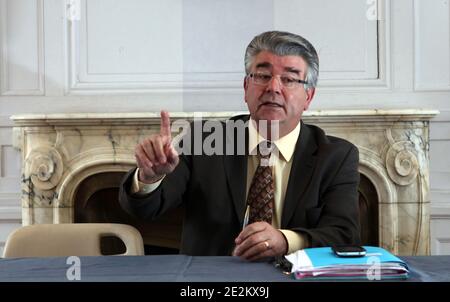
284, 246, 409, 280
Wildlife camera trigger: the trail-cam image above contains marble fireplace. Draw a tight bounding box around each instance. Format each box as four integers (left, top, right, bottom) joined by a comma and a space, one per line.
11, 110, 438, 255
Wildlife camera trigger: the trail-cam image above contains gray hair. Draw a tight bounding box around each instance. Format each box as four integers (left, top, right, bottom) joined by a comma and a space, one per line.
244, 31, 319, 90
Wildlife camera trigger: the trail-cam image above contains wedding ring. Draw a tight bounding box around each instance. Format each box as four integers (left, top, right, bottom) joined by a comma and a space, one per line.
264, 241, 270, 249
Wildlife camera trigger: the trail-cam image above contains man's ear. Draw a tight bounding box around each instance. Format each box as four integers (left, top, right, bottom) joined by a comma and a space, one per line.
303, 87, 315, 111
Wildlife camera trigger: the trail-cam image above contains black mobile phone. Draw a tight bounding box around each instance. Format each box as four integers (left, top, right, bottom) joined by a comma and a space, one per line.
332, 245, 366, 257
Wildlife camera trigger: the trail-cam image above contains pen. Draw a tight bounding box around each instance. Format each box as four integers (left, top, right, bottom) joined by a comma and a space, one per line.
242, 205, 250, 230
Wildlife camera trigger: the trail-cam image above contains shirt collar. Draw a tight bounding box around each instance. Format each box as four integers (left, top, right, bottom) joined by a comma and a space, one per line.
248, 118, 301, 162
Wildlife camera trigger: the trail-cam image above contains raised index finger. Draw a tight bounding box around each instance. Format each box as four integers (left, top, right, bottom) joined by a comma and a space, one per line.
160, 110, 171, 138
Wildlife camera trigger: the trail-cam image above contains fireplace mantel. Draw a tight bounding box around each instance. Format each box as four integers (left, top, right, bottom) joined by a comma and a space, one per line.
11, 109, 439, 126
11, 109, 439, 255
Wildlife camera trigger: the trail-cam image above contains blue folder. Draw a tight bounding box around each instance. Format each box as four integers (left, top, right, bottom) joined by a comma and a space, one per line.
285, 246, 409, 280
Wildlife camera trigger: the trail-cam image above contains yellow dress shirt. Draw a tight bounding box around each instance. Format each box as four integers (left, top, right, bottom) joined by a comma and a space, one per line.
247, 119, 308, 253
132, 119, 308, 254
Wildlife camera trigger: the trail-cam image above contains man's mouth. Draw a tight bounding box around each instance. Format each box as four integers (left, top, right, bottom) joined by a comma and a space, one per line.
259, 101, 283, 108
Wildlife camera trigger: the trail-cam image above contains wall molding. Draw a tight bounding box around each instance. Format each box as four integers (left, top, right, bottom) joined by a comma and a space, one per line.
413, 0, 450, 92
65, 0, 248, 94
0, 191, 21, 205
0, 207, 21, 220
430, 206, 450, 254
431, 205, 450, 219
65, 0, 392, 94
432, 237, 450, 255
0, 0, 45, 96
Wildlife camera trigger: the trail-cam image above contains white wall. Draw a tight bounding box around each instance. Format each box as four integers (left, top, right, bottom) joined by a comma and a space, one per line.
0, 0, 449, 255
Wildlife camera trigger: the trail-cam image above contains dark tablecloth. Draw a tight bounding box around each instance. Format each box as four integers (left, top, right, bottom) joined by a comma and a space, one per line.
0, 255, 449, 282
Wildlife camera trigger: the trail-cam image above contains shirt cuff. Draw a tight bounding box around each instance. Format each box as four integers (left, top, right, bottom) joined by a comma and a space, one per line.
279, 229, 309, 254
131, 168, 165, 195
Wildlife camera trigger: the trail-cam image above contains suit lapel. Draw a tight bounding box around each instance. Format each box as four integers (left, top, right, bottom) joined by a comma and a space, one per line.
281, 122, 318, 228
223, 116, 250, 226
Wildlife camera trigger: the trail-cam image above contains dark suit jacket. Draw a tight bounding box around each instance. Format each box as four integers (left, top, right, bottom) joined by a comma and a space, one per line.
119, 115, 360, 256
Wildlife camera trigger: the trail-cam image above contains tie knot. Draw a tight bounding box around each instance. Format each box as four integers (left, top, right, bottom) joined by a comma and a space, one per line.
258, 141, 273, 166
258, 141, 273, 158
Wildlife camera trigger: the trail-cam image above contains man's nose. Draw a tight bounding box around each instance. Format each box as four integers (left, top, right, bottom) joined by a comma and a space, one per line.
265, 76, 282, 94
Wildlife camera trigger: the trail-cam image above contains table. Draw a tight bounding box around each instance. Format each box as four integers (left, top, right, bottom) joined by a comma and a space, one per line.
0, 255, 449, 282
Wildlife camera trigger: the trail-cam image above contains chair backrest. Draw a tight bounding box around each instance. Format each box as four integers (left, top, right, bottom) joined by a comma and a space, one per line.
2, 223, 145, 258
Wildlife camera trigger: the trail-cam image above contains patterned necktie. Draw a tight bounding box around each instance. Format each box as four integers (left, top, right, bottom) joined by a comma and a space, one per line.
246, 142, 274, 224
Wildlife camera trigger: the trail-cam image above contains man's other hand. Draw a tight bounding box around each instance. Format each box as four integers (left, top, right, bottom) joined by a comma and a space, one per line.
232, 222, 288, 261
135, 110, 179, 184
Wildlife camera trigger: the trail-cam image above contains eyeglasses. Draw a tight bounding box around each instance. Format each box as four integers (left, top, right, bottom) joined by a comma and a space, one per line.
248, 72, 308, 89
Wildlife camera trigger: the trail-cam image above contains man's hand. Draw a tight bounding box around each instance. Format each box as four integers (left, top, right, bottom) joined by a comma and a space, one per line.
232, 222, 288, 261
135, 110, 179, 184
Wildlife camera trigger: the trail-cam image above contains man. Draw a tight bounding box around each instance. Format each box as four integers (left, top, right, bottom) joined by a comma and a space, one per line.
119, 31, 360, 261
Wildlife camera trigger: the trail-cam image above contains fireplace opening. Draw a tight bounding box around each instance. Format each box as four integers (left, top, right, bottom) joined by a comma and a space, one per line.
358, 174, 379, 246
74, 172, 183, 255
74, 171, 379, 255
